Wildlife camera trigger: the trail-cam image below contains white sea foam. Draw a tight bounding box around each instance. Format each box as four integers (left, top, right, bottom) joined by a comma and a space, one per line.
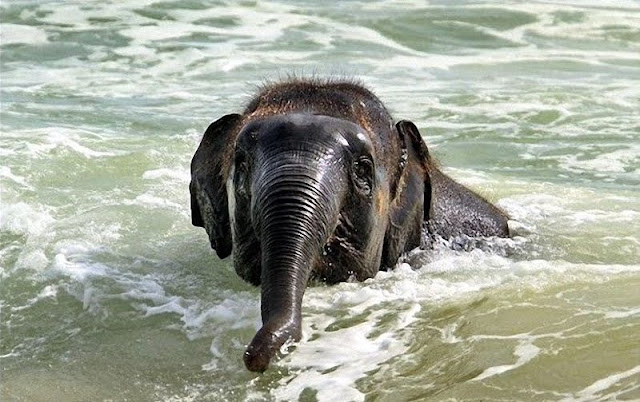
0, 202, 55, 237
53, 244, 111, 283
386, 46, 640, 73
128, 193, 186, 212
46, 239, 187, 316
559, 145, 640, 175
272, 312, 412, 402
121, 22, 201, 42
44, 131, 119, 158
472, 339, 541, 381
559, 365, 640, 402
604, 306, 640, 319
499, 193, 566, 223
0, 166, 34, 191
137, 288, 260, 370
0, 23, 48, 45
142, 168, 190, 182
3, 128, 121, 159
36, 2, 149, 28
11, 285, 58, 312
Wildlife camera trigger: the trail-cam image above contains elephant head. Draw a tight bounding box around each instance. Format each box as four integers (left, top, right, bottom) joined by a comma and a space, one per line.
190, 79, 509, 372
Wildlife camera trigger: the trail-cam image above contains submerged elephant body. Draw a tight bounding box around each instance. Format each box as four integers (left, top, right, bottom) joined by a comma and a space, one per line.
190, 79, 509, 372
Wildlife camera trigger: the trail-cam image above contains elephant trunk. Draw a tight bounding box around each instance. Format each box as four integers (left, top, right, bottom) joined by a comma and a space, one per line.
243, 149, 342, 372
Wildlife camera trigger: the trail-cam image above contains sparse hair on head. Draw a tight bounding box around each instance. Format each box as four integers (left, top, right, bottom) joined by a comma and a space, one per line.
242, 76, 391, 128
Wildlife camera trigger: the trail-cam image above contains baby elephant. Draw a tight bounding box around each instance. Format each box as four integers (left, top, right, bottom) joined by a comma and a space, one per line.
190, 79, 509, 372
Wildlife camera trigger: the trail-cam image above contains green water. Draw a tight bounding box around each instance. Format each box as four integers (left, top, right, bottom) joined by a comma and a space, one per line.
1, 1, 639, 401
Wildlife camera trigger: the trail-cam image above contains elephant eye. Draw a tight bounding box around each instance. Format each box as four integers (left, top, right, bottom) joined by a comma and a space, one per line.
353, 156, 374, 196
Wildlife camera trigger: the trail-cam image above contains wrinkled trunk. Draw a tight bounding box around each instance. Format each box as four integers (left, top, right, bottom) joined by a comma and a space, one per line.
243, 148, 342, 372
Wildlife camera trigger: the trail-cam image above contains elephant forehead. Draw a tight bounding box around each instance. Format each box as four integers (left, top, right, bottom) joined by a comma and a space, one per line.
243, 113, 370, 148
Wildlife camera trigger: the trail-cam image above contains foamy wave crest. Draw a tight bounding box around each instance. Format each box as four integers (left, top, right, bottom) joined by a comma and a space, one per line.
142, 168, 190, 182
3, 128, 122, 159
0, 166, 34, 191
258, 242, 640, 400
559, 144, 640, 176
0, 202, 55, 237
558, 365, 640, 402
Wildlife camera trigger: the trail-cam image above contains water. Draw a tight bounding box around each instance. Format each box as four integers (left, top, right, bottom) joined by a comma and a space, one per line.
1, 1, 639, 401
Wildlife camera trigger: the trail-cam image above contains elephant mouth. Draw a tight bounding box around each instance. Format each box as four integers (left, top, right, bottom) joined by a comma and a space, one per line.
310, 212, 370, 283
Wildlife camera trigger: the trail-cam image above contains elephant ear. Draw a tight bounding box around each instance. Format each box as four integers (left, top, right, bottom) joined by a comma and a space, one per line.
396, 121, 510, 240
395, 119, 431, 200
190, 113, 242, 259
381, 120, 430, 267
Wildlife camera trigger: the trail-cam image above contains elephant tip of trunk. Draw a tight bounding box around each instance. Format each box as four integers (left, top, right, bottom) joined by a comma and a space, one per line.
243, 322, 301, 372
243, 347, 271, 372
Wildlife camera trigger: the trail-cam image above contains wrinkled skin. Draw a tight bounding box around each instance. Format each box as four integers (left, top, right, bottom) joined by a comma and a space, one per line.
190, 79, 509, 372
